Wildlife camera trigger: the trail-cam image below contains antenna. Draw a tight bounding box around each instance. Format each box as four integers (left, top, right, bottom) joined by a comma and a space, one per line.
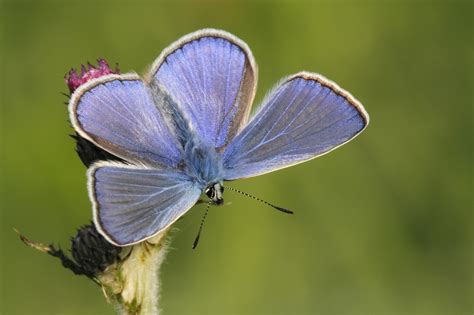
224, 186, 294, 214
192, 200, 212, 250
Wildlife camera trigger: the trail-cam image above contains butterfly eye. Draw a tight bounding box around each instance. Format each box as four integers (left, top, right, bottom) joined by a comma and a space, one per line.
205, 187, 213, 199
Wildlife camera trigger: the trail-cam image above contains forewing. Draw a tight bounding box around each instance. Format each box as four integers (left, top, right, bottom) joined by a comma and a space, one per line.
69, 74, 181, 168
223, 72, 369, 180
149, 29, 258, 149
89, 162, 202, 246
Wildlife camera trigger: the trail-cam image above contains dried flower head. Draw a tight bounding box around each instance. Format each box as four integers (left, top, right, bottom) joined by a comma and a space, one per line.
16, 224, 121, 280
71, 223, 122, 278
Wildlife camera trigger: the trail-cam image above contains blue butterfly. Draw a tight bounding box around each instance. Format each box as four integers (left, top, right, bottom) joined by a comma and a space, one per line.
68, 29, 369, 246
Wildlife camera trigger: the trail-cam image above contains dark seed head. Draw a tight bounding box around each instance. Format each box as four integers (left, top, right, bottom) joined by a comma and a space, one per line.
71, 223, 122, 277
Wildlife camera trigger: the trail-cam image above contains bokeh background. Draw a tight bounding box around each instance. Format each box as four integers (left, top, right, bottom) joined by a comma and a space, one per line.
1, 1, 472, 314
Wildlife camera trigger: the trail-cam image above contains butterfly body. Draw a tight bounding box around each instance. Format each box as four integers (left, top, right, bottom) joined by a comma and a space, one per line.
148, 81, 226, 204
174, 139, 226, 206
69, 29, 369, 246
182, 136, 225, 196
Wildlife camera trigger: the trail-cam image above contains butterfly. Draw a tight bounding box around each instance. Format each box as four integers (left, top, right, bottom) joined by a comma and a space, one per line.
68, 29, 369, 247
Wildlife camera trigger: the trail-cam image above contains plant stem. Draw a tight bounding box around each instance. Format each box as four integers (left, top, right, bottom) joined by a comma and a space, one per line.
99, 229, 170, 315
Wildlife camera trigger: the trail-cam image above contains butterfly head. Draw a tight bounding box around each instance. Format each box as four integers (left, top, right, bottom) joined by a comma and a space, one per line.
205, 182, 224, 205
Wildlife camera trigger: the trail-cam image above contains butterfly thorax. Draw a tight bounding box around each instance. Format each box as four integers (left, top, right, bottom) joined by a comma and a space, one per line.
183, 138, 224, 190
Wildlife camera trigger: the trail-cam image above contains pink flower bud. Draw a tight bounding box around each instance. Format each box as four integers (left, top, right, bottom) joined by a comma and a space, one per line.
64, 59, 120, 93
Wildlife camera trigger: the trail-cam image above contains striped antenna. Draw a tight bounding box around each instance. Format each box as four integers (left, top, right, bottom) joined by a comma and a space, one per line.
224, 186, 294, 214
192, 200, 212, 250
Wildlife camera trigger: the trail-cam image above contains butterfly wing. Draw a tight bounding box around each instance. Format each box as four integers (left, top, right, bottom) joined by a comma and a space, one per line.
89, 162, 202, 246
149, 29, 257, 149
223, 72, 369, 180
69, 74, 182, 168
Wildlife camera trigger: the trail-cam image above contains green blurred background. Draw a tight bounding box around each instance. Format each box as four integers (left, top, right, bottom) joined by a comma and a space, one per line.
1, 1, 472, 314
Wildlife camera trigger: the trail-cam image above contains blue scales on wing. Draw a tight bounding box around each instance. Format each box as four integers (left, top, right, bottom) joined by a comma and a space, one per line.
89, 163, 202, 246
69, 74, 182, 168
223, 73, 369, 180
150, 29, 257, 149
